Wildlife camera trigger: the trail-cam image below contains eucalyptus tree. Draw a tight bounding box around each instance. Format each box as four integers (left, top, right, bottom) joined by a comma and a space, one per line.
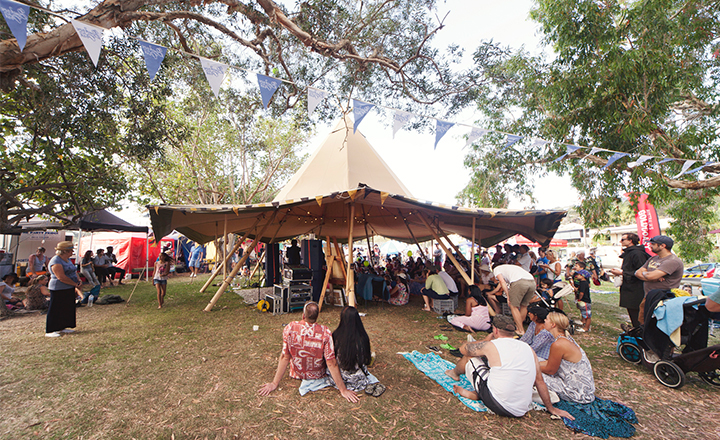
461, 0, 720, 260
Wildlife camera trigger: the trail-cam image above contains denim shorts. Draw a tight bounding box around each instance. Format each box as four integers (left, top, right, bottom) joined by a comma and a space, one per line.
153, 279, 167, 286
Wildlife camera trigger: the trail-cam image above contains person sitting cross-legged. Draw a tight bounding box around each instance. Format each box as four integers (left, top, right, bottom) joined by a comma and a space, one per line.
258, 301, 359, 403
444, 315, 573, 420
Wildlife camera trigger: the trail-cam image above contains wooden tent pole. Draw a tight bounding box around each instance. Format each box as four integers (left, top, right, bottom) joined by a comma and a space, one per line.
332, 238, 346, 275
400, 212, 428, 261
346, 203, 356, 307
471, 217, 476, 285
204, 213, 275, 312
200, 216, 261, 293
432, 218, 481, 281
318, 254, 335, 312
248, 249, 266, 280
223, 215, 228, 280
362, 206, 373, 265
418, 213, 473, 287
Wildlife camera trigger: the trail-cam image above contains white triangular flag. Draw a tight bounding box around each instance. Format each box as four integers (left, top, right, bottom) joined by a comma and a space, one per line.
308, 87, 330, 115
588, 147, 604, 156
199, 57, 229, 98
465, 127, 488, 147
531, 138, 550, 148
392, 110, 414, 138
71, 20, 104, 67
628, 155, 654, 168
674, 160, 697, 178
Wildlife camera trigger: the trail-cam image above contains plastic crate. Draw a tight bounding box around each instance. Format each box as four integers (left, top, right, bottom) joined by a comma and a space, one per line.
433, 298, 455, 314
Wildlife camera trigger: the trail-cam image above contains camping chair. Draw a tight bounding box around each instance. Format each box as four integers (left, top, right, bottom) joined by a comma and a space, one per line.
370, 279, 387, 308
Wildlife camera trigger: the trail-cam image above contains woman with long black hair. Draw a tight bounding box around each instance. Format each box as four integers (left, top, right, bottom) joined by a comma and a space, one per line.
332, 306, 385, 396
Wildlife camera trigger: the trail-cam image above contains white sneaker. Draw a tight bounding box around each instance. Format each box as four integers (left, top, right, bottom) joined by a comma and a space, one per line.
575, 328, 586, 333
45, 332, 61, 338
60, 329, 75, 334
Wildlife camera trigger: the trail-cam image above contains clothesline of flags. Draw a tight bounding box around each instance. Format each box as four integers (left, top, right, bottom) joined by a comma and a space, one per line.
0, 0, 716, 179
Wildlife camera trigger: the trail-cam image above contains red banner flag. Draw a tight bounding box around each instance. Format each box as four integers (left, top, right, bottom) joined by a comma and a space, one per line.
625, 193, 662, 255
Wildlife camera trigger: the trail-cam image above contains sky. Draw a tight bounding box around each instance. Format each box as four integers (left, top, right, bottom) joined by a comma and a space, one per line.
111, 0, 580, 226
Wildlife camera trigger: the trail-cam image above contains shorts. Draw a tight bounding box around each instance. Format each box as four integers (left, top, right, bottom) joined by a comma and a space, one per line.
576, 301, 591, 319
508, 279, 537, 308
464, 357, 517, 417
189, 259, 201, 268
153, 279, 167, 286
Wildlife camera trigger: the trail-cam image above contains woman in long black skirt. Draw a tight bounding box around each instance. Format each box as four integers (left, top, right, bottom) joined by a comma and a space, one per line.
46, 241, 82, 338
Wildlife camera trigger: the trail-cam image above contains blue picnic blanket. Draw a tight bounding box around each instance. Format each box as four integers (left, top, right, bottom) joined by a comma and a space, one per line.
400, 350, 490, 412
555, 398, 637, 438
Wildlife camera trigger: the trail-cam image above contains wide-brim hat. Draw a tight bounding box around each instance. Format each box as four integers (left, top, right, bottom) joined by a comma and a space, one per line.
55, 241, 74, 251
479, 263, 491, 272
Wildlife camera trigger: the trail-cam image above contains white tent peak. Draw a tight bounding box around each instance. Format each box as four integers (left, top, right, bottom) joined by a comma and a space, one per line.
272, 115, 413, 202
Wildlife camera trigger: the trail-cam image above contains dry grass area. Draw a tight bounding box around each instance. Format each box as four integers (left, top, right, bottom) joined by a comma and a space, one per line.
1, 276, 720, 439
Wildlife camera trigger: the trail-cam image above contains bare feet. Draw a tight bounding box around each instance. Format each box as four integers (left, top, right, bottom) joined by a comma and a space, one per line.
445, 369, 460, 381
453, 384, 479, 400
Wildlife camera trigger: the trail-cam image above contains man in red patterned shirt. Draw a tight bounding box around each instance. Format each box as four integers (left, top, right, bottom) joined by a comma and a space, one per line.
258, 302, 359, 402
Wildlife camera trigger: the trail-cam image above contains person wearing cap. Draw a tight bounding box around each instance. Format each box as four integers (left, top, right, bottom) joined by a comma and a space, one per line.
488, 264, 536, 335
27, 247, 48, 279
520, 304, 555, 360
445, 315, 573, 420
46, 241, 82, 337
634, 235, 684, 325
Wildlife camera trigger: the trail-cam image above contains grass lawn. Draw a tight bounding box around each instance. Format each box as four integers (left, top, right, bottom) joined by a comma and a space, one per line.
1, 275, 719, 439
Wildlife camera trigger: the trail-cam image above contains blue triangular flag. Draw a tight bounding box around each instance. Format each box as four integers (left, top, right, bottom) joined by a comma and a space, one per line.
552, 145, 582, 163
0, 0, 29, 52
352, 100, 375, 133
602, 152, 628, 170
686, 161, 717, 175
502, 134, 523, 151
138, 40, 167, 81
257, 74, 282, 109
434, 120, 455, 149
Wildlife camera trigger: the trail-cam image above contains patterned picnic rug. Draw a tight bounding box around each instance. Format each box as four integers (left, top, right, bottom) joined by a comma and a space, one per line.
400, 350, 490, 412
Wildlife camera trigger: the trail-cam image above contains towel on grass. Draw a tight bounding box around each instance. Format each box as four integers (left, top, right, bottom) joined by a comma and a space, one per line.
400, 350, 488, 412
555, 397, 637, 439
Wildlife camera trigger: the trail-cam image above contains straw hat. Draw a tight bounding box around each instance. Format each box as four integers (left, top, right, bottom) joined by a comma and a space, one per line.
479, 263, 491, 272
55, 241, 74, 251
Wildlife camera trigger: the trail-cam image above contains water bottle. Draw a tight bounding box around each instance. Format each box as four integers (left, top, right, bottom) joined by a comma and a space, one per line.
88, 295, 94, 307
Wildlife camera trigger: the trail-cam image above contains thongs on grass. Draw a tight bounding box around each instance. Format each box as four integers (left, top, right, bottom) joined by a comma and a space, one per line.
426, 345, 442, 354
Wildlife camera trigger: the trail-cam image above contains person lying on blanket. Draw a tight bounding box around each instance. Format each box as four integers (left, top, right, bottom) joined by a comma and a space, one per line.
257, 301, 359, 403
445, 315, 574, 420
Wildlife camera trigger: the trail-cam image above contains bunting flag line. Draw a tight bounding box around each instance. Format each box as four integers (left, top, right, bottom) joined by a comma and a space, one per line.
352, 100, 375, 133
138, 40, 167, 81
434, 120, 455, 149
466, 127, 489, 147
200, 57, 229, 98
71, 19, 104, 67
257, 73, 282, 109
0, 0, 28, 51
502, 134, 523, 151
308, 87, 330, 115
602, 152, 629, 170
5, 0, 720, 179
392, 110, 414, 138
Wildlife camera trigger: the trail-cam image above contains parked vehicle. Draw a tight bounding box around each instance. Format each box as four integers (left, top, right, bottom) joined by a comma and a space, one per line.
700, 269, 720, 297
684, 263, 720, 278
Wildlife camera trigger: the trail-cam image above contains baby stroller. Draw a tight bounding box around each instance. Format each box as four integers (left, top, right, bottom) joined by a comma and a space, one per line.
616, 289, 720, 389
534, 281, 575, 310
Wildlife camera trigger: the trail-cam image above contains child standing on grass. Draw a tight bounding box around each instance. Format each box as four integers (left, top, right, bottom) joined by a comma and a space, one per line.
154, 253, 172, 309
573, 262, 592, 333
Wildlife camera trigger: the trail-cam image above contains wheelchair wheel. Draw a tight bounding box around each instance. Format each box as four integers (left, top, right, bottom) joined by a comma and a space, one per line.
698, 369, 720, 388
618, 342, 642, 364
654, 361, 686, 389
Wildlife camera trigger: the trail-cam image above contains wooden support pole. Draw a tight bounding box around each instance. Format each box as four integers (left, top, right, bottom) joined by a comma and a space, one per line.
471, 217, 476, 285
204, 213, 275, 312
435, 220, 482, 282
332, 237, 346, 275
223, 215, 228, 280
418, 213, 473, 287
318, 254, 335, 312
200, 217, 261, 293
400, 212, 428, 261
248, 249, 266, 280
346, 203, 356, 307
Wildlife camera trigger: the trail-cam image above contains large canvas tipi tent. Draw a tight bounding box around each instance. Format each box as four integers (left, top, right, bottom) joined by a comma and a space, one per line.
149, 116, 566, 310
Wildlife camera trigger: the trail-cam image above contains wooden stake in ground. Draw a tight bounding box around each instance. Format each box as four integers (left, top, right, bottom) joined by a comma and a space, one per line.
200, 217, 261, 293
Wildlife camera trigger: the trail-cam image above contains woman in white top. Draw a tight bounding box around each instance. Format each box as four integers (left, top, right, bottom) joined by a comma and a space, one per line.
541, 250, 563, 282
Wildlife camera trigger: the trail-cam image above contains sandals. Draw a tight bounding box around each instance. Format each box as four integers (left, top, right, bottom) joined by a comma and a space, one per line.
364, 383, 386, 397
426, 345, 442, 354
